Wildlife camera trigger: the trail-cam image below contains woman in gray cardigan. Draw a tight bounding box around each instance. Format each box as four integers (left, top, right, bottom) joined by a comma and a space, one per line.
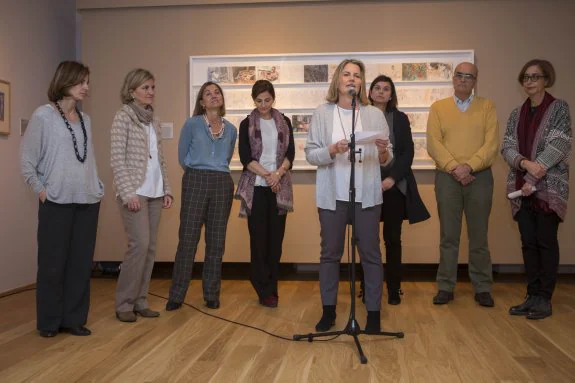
20, 61, 104, 337
501, 59, 572, 320
305, 59, 392, 334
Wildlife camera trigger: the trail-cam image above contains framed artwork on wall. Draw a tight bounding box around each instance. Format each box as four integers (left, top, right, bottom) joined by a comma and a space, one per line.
190, 50, 474, 170
0, 80, 10, 136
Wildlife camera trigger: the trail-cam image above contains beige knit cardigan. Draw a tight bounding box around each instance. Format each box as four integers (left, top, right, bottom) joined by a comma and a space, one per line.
111, 104, 172, 204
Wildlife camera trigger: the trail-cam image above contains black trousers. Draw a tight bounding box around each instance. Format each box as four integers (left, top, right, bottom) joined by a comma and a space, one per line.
381, 186, 406, 292
247, 187, 287, 299
37, 200, 100, 331
515, 203, 561, 299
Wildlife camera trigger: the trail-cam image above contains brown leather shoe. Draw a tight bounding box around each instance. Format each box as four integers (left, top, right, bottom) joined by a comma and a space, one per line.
134, 308, 160, 318
116, 311, 137, 322
474, 292, 495, 307
433, 290, 454, 305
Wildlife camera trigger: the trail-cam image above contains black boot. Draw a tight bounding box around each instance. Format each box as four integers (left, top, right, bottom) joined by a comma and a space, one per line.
388, 288, 402, 305
509, 295, 537, 316
527, 296, 552, 320
315, 305, 336, 332
364, 310, 381, 334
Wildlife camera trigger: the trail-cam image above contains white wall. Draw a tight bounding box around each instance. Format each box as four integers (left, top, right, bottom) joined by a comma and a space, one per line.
0, 0, 77, 293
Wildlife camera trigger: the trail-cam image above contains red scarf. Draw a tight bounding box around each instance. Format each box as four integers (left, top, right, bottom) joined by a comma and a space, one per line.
516, 92, 555, 211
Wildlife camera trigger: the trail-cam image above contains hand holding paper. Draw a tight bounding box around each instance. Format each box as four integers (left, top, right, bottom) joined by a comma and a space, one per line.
355, 131, 388, 145
507, 186, 537, 199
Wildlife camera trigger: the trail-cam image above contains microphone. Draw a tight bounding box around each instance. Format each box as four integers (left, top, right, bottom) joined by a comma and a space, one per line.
347, 88, 357, 97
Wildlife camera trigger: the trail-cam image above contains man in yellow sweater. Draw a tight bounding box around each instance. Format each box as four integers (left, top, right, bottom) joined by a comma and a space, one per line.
426, 62, 499, 307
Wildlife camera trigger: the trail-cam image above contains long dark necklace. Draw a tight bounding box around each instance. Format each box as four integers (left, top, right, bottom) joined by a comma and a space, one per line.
336, 105, 360, 140
55, 101, 88, 163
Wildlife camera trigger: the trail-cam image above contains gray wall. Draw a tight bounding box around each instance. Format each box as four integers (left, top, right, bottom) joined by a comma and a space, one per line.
0, 0, 77, 293
78, 0, 575, 265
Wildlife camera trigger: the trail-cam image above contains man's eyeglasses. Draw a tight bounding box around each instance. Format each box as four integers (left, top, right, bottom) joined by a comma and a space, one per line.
454, 72, 476, 81
522, 74, 547, 83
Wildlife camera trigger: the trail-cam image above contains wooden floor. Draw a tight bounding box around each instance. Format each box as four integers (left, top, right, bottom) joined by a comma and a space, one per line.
0, 279, 574, 383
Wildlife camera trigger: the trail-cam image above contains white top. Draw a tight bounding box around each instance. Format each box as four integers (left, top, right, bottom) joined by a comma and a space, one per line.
332, 106, 364, 202
255, 118, 278, 187
136, 123, 164, 198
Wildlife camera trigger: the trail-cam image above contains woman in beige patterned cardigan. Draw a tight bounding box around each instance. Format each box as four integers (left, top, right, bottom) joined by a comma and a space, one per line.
111, 68, 173, 322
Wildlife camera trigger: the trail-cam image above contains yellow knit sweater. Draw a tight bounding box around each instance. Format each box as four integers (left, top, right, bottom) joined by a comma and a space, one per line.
426, 96, 500, 172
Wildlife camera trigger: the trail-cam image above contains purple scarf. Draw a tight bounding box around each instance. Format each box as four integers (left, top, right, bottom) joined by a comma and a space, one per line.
235, 108, 293, 217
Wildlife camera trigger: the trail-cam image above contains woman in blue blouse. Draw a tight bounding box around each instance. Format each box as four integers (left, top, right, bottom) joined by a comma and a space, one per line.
166, 81, 237, 311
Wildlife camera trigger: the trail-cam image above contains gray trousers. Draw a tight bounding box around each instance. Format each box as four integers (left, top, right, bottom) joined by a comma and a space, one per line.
435, 168, 494, 293
318, 201, 383, 311
115, 196, 163, 313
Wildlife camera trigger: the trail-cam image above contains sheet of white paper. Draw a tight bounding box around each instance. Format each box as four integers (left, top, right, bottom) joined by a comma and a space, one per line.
354, 131, 388, 144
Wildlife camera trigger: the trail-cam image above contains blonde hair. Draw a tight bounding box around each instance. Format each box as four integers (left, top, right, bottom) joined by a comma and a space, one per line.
326, 59, 369, 105
120, 68, 155, 104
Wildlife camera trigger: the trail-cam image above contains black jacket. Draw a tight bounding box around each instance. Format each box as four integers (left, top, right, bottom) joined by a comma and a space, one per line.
381, 109, 430, 224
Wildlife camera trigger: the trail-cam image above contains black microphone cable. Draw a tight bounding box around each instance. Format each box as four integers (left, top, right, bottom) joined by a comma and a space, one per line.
147, 291, 341, 342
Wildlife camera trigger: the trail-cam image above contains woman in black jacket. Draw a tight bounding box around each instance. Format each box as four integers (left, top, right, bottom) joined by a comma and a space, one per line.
368, 75, 430, 304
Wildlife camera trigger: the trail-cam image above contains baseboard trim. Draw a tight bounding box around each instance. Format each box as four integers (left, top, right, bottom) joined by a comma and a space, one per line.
0, 283, 36, 298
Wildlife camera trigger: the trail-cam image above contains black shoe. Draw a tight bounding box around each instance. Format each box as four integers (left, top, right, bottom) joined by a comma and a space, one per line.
509, 295, 537, 316
205, 300, 220, 309
364, 311, 381, 334
60, 326, 91, 336
166, 300, 182, 311
388, 289, 402, 305
433, 290, 454, 305
527, 296, 552, 320
39, 330, 58, 338
474, 292, 495, 307
315, 305, 336, 332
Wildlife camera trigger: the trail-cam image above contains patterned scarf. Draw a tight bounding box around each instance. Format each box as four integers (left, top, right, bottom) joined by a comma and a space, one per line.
235, 108, 293, 217
516, 92, 555, 212
127, 101, 154, 124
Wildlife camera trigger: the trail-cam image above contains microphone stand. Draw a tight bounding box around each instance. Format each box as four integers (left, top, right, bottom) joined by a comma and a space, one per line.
293, 92, 404, 364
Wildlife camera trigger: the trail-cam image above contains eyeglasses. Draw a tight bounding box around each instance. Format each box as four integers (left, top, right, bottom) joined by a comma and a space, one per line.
454, 72, 476, 81
522, 74, 547, 83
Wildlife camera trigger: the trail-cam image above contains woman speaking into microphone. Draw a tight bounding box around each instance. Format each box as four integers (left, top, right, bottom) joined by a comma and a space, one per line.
305, 59, 392, 334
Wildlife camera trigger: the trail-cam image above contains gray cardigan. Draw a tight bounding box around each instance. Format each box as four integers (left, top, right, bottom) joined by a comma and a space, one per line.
501, 98, 572, 220
20, 104, 104, 204
305, 103, 392, 210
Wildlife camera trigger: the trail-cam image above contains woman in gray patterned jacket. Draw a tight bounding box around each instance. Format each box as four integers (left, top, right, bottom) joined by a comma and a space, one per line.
111, 68, 173, 322
501, 59, 572, 320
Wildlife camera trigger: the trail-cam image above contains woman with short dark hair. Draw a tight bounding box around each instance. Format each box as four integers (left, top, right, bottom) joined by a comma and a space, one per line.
502, 59, 572, 320
367, 75, 430, 305
235, 80, 295, 307
21, 61, 104, 337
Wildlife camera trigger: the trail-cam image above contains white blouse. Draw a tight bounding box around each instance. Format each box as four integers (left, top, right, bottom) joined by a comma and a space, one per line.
136, 123, 164, 198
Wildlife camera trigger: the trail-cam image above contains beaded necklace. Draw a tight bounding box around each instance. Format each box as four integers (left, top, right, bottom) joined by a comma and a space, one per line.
55, 101, 87, 163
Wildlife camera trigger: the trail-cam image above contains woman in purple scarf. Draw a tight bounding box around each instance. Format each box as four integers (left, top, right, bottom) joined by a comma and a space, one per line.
235, 80, 295, 307
501, 59, 572, 320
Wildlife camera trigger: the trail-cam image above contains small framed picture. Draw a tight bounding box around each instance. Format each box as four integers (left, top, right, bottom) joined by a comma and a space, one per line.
0, 80, 10, 135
